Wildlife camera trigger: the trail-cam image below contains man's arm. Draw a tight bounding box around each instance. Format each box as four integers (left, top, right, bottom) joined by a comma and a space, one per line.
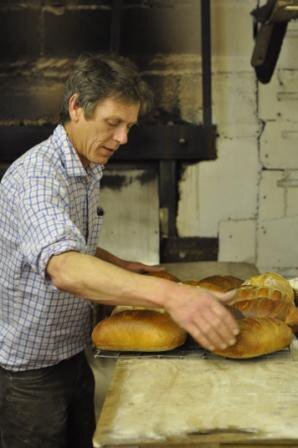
95, 246, 165, 274
47, 250, 239, 352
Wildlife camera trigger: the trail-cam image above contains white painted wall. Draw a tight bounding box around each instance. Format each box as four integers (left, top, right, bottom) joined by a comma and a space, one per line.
177, 0, 260, 261
258, 44, 298, 277
177, 0, 298, 277
98, 167, 160, 266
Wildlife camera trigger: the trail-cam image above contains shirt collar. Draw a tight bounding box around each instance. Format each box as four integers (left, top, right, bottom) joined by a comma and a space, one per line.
53, 124, 104, 181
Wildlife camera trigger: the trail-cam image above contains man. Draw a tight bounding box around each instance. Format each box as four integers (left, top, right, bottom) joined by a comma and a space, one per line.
0, 54, 239, 448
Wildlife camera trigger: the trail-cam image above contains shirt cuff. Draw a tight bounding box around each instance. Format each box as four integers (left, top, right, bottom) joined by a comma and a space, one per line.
38, 239, 87, 285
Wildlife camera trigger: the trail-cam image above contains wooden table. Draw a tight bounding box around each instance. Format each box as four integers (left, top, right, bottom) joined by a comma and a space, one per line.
93, 340, 298, 448
93, 260, 298, 447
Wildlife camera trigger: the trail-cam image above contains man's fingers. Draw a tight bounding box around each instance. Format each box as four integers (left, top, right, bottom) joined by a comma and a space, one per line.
166, 284, 241, 351
187, 300, 240, 350
203, 315, 237, 349
187, 322, 215, 351
210, 301, 239, 336
192, 316, 231, 350
192, 309, 238, 350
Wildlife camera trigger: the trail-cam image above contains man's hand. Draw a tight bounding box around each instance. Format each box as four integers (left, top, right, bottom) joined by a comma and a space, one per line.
165, 284, 239, 352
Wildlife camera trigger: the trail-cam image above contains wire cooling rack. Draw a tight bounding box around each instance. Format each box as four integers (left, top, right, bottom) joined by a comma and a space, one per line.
93, 337, 207, 359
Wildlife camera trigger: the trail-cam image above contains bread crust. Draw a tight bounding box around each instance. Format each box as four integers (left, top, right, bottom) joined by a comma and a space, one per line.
182, 275, 243, 292
213, 317, 293, 359
232, 298, 298, 333
242, 272, 295, 304
92, 309, 187, 351
230, 286, 283, 304
232, 298, 291, 320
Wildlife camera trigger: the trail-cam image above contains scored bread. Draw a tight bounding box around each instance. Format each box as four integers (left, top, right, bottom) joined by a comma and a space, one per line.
185, 280, 225, 292
199, 275, 243, 291
213, 317, 293, 359
242, 272, 294, 304
232, 298, 298, 333
230, 285, 283, 305
92, 309, 187, 351
182, 275, 243, 292
232, 298, 291, 320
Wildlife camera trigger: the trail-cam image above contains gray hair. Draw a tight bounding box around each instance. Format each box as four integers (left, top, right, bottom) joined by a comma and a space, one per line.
59, 53, 153, 123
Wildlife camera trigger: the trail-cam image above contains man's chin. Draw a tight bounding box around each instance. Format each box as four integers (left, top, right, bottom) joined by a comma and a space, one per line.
94, 155, 112, 165
100, 157, 111, 165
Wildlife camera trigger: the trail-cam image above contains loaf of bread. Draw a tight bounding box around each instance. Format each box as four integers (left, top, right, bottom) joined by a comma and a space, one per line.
144, 270, 180, 282
182, 279, 225, 291
232, 298, 298, 333
182, 275, 243, 292
286, 307, 298, 332
232, 298, 290, 320
230, 285, 283, 305
92, 309, 187, 351
213, 317, 293, 359
200, 275, 243, 291
242, 272, 294, 304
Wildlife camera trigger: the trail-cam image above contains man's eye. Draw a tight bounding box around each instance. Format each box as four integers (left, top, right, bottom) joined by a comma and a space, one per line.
107, 120, 119, 127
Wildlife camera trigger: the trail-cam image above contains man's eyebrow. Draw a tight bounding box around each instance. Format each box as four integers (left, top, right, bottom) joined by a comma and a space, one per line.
106, 116, 138, 126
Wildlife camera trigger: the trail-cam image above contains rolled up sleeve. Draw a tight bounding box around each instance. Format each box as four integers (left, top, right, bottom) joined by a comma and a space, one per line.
18, 175, 87, 279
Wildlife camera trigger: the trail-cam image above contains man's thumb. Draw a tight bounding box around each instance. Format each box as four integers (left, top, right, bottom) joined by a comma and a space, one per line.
212, 289, 237, 303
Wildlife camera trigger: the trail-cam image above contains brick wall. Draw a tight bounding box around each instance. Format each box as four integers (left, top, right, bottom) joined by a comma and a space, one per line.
177, 0, 260, 256
257, 18, 298, 277
189, 0, 298, 277
3, 0, 297, 274
0, 0, 202, 126
0, 0, 111, 125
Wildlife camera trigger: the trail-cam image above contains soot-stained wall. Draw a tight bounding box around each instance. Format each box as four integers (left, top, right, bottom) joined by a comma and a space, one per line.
0, 0, 202, 127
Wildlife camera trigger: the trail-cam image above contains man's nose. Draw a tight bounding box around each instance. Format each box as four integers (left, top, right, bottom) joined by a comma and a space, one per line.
114, 126, 128, 145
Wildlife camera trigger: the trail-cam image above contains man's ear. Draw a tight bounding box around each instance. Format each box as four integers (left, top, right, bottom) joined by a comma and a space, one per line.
68, 93, 82, 122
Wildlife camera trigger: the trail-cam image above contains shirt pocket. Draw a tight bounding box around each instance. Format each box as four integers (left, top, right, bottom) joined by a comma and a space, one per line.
87, 203, 104, 254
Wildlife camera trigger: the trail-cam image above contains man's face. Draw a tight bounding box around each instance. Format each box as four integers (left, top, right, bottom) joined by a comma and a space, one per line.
68, 96, 140, 166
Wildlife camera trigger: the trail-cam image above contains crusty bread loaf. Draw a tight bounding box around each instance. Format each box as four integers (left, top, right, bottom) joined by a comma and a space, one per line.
92, 310, 187, 351
199, 275, 243, 291
213, 317, 293, 359
144, 270, 180, 282
232, 298, 298, 333
230, 285, 283, 305
232, 298, 291, 320
189, 280, 226, 292
286, 307, 298, 333
242, 272, 294, 304
182, 275, 243, 292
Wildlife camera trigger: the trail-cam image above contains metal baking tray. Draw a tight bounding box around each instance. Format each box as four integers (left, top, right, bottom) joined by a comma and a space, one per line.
93, 336, 207, 359
93, 336, 293, 360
